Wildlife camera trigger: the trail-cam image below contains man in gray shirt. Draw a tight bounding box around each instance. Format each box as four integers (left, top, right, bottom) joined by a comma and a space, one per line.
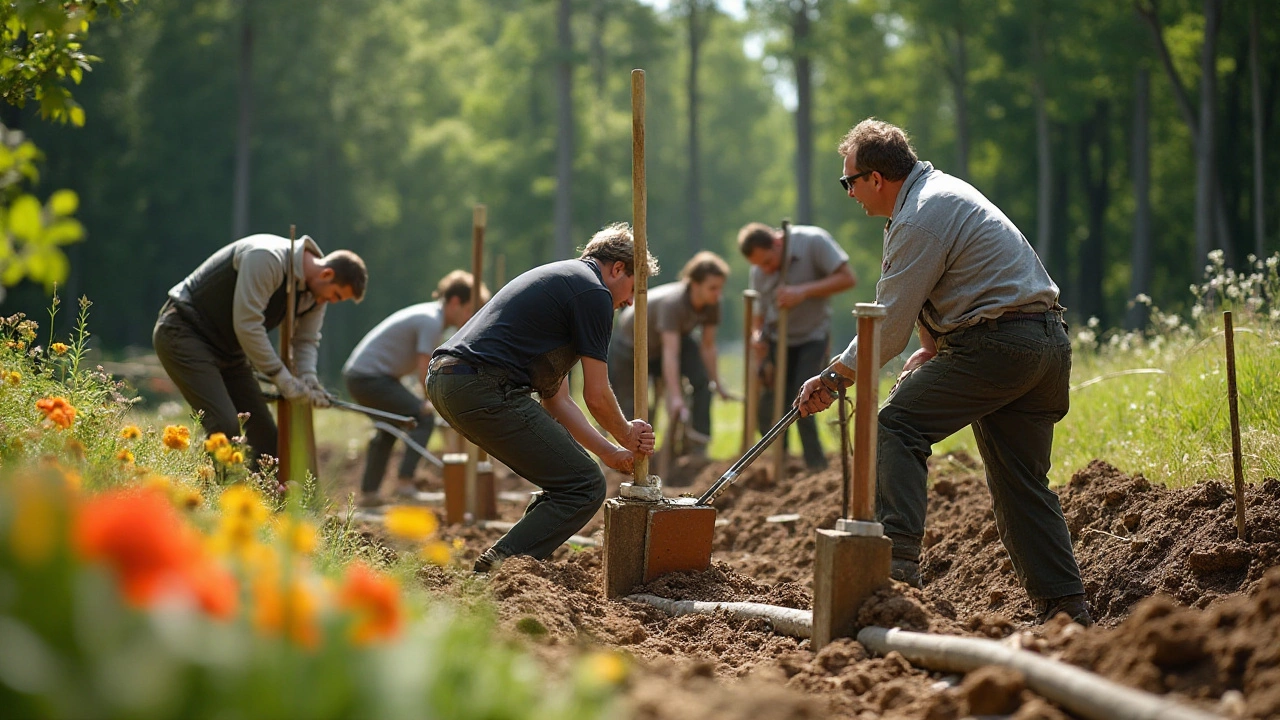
796, 118, 1090, 626
153, 234, 367, 463
740, 222, 856, 470
609, 251, 732, 450
343, 270, 486, 506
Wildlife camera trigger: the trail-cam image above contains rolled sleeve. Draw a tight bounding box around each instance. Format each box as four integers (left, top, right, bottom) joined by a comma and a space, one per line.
291, 304, 325, 376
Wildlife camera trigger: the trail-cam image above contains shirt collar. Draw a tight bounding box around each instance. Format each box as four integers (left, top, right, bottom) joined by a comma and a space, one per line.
886, 161, 933, 231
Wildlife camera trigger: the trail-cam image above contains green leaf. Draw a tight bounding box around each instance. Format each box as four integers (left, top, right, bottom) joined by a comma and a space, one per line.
41, 219, 84, 246
68, 104, 86, 127
48, 190, 79, 217
0, 146, 13, 173
7, 195, 43, 241
1, 257, 24, 286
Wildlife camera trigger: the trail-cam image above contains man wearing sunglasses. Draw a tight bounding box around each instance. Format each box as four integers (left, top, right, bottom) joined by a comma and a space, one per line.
795, 118, 1090, 626
738, 222, 856, 471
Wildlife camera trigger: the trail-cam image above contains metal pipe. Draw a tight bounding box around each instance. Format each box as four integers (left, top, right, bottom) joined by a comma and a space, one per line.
697, 407, 799, 505
372, 421, 444, 470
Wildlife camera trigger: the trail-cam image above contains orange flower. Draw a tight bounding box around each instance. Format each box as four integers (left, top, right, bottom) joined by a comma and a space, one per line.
338, 562, 403, 645
253, 572, 321, 649
119, 425, 142, 440
204, 433, 230, 452
116, 449, 135, 464
35, 397, 76, 430
74, 488, 237, 619
162, 425, 191, 451
50, 342, 70, 355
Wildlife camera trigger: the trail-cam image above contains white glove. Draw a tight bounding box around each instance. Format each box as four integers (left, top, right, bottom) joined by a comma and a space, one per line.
300, 373, 333, 408
272, 368, 309, 402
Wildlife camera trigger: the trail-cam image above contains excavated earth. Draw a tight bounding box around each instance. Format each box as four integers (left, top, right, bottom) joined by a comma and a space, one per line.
330, 448, 1280, 719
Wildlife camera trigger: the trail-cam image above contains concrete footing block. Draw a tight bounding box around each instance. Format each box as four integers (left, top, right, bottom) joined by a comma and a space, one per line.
603, 498, 718, 598
811, 528, 892, 651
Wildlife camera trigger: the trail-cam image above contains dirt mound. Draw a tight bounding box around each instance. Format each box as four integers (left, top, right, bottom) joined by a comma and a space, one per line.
446, 452, 1280, 718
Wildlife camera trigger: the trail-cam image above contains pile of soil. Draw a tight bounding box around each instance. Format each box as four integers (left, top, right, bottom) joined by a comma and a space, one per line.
337, 444, 1280, 718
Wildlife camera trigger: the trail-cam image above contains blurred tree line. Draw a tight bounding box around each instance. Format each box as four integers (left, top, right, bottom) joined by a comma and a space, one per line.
2, 0, 1278, 382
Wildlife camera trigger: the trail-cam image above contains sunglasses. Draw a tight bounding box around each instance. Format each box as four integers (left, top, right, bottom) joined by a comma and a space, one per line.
839, 170, 873, 191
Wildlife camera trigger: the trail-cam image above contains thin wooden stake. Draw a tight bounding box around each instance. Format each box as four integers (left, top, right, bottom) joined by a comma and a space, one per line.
1224, 311, 1248, 541
741, 289, 759, 454
770, 220, 791, 482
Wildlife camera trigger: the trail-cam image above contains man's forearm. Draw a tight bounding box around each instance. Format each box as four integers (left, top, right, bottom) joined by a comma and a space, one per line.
585, 389, 630, 440
547, 393, 620, 456
800, 265, 856, 300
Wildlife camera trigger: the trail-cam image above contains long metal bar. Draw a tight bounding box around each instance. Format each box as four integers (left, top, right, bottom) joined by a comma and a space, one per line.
372, 421, 445, 470
697, 406, 800, 505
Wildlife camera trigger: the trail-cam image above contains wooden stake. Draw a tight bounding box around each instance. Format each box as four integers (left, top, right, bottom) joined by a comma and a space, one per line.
838, 384, 851, 519
771, 220, 791, 482
741, 289, 759, 454
632, 68, 653, 487
1225, 311, 1247, 540
852, 303, 886, 521
277, 225, 296, 485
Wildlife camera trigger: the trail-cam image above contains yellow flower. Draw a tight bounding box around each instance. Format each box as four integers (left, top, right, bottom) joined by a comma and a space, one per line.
2, 370, 19, 385
116, 449, 135, 464
274, 516, 319, 555
144, 474, 173, 492
214, 445, 244, 466
451, 537, 465, 551
204, 433, 230, 452
420, 541, 452, 566
162, 425, 191, 451
10, 477, 57, 566
174, 487, 203, 511
383, 506, 438, 541
50, 342, 70, 355
219, 485, 269, 527
119, 425, 142, 440
578, 651, 629, 687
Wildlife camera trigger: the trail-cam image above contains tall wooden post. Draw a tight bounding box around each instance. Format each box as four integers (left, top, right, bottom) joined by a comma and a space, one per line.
741, 289, 759, 454
770, 220, 791, 481
630, 69, 655, 491
852, 303, 886, 521
1225, 311, 1247, 540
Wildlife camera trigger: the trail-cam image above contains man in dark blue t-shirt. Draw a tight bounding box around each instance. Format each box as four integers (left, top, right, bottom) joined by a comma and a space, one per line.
428, 222, 658, 571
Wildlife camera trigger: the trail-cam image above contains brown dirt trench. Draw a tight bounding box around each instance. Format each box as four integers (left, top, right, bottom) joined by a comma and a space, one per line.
334, 449, 1280, 720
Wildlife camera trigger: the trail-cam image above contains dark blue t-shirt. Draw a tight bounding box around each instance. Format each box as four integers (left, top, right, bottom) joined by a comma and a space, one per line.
435, 259, 614, 396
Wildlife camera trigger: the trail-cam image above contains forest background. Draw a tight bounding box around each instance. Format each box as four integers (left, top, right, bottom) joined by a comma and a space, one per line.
2, 0, 1278, 386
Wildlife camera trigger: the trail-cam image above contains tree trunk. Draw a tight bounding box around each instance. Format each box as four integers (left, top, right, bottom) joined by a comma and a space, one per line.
1128, 69, 1152, 331
687, 1, 708, 248
951, 15, 970, 179
591, 0, 607, 97
232, 0, 253, 240
1193, 0, 1221, 265
1250, 0, 1266, 257
554, 0, 574, 260
1031, 10, 1052, 262
794, 0, 813, 224
1078, 100, 1111, 324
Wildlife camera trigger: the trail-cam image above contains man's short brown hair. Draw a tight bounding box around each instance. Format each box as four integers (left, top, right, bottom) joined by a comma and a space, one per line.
433, 269, 490, 306
837, 118, 918, 182
680, 251, 730, 284
321, 250, 368, 302
578, 222, 660, 277
736, 222, 776, 258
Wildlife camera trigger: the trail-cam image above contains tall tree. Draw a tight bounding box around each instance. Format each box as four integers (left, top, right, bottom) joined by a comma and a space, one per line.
792, 0, 814, 223
554, 0, 574, 260
232, 0, 253, 240
1077, 99, 1112, 323
1250, 0, 1265, 257
682, 0, 714, 248
1030, 3, 1053, 263
1128, 68, 1152, 330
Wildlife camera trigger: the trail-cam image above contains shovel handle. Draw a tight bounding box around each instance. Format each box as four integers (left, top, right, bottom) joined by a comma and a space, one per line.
696, 406, 800, 505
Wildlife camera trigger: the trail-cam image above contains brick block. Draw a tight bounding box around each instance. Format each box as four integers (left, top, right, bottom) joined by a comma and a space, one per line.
643, 504, 717, 583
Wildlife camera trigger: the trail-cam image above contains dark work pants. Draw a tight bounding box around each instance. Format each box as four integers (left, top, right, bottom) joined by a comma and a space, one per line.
758, 336, 829, 470
152, 316, 277, 461
877, 314, 1084, 600
426, 365, 605, 560
608, 335, 712, 437
344, 373, 436, 494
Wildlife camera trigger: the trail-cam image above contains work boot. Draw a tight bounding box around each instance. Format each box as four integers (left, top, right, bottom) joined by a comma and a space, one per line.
890, 559, 923, 589
1035, 593, 1093, 626
473, 545, 513, 574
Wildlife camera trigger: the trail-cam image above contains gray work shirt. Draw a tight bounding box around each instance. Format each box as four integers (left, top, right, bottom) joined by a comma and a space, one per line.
343, 301, 445, 379
614, 281, 720, 360
837, 161, 1060, 370
750, 225, 849, 346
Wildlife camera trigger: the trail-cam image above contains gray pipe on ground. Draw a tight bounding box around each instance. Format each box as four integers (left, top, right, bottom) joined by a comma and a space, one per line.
857, 626, 1223, 720
626, 594, 1223, 720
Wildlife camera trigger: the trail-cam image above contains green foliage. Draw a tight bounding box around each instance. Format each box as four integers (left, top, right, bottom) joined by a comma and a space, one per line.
0, 302, 622, 720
